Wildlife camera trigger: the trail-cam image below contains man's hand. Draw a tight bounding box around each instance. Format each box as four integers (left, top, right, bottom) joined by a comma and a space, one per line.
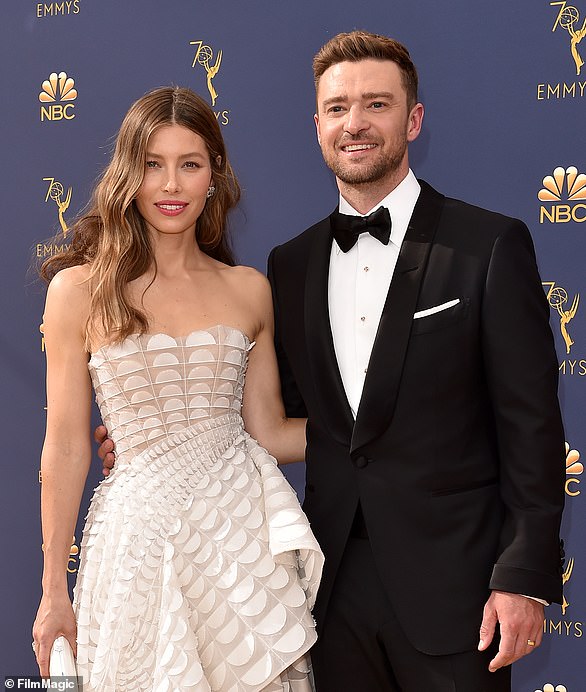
94, 425, 115, 476
478, 591, 544, 672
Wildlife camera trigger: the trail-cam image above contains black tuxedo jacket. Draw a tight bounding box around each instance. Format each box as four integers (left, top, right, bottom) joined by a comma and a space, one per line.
267, 180, 565, 655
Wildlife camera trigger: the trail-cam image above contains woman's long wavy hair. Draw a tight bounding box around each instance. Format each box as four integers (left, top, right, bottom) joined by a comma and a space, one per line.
40, 86, 241, 345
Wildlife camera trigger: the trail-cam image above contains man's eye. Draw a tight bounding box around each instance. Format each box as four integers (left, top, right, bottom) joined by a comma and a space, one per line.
370, 102, 385, 109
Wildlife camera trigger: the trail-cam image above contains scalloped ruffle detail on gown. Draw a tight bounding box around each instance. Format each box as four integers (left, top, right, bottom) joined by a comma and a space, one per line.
74, 326, 323, 691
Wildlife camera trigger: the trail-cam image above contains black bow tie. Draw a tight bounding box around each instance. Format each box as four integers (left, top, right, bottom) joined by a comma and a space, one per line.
331, 206, 392, 252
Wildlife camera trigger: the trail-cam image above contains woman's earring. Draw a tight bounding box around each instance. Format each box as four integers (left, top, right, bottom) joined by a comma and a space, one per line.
206, 186, 216, 199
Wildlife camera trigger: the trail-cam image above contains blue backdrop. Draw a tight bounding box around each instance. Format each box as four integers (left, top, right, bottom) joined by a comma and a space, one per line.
2, 1, 584, 689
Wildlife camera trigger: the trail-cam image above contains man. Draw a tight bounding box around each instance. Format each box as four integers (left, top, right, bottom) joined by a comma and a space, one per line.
99, 31, 565, 691
265, 31, 564, 691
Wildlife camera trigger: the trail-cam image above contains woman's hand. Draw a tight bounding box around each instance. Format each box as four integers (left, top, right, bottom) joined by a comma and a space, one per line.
32, 591, 77, 677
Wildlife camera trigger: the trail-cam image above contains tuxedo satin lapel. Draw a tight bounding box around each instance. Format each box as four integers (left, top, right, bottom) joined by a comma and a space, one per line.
351, 182, 446, 453
305, 214, 354, 445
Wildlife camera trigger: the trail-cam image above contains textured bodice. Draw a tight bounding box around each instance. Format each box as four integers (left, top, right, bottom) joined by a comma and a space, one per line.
88, 325, 252, 464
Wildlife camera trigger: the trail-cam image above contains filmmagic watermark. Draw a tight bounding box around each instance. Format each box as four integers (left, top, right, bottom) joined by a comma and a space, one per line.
4, 678, 82, 690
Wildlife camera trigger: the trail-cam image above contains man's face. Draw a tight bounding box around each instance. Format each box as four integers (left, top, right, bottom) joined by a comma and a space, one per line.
314, 59, 423, 188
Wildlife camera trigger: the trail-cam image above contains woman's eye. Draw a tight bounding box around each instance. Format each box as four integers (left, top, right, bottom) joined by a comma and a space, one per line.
145, 160, 159, 168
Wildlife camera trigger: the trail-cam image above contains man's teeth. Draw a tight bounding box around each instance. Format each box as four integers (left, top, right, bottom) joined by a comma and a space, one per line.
343, 144, 376, 152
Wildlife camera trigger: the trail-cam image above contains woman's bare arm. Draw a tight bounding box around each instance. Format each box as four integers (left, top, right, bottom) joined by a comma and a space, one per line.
241, 272, 306, 464
33, 267, 93, 676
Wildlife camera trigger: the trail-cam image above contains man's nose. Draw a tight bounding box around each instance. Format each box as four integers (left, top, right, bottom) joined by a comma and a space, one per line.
344, 105, 370, 135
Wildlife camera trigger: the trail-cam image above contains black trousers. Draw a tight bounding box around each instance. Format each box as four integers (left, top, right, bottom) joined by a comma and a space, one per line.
311, 536, 511, 692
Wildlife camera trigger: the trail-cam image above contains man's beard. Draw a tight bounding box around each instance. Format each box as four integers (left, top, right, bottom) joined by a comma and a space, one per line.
323, 136, 407, 186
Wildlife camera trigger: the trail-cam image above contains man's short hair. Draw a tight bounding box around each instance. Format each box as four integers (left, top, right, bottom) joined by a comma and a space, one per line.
313, 30, 419, 109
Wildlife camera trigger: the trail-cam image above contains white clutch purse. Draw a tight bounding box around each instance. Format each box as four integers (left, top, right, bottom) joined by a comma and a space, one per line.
49, 636, 78, 678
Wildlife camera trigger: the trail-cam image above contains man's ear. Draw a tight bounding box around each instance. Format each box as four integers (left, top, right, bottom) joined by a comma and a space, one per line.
407, 103, 424, 143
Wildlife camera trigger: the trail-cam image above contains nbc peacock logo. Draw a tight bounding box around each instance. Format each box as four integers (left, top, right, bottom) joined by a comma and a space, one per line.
566, 441, 583, 496
539, 166, 586, 223
39, 71, 77, 122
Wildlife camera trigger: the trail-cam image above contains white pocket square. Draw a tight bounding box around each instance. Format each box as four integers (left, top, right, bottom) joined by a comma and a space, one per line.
413, 299, 460, 319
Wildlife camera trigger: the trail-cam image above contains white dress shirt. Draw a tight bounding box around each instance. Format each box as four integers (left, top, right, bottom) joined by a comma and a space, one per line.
328, 170, 421, 417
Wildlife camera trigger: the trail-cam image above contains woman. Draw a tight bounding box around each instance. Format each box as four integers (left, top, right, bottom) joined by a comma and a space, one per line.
32, 86, 323, 691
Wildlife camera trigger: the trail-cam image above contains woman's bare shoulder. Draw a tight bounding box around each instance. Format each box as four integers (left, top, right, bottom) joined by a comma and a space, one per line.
48, 264, 91, 292
224, 264, 270, 292
45, 264, 91, 320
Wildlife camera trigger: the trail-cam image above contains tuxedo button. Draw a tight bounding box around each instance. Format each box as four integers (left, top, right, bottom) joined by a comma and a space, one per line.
354, 455, 369, 469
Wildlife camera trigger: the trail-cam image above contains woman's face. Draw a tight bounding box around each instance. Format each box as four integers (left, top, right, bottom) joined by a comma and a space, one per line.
135, 124, 213, 238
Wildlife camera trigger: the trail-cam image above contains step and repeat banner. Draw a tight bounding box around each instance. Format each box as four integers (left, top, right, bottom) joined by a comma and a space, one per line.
1, 1, 584, 688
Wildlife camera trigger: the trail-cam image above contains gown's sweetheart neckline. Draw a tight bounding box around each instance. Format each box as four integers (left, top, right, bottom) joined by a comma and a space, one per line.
89, 324, 253, 362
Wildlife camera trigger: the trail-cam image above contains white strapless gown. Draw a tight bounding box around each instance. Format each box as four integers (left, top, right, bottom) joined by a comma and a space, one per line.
73, 325, 323, 691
